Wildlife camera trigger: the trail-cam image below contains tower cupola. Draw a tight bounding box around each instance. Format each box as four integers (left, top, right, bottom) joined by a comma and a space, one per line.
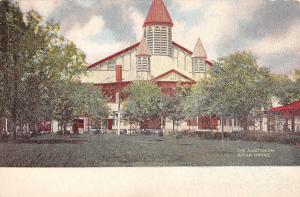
136, 37, 152, 80
143, 0, 173, 57
192, 38, 207, 73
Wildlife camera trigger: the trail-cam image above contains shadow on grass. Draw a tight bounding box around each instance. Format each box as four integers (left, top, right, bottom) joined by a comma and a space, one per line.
15, 139, 87, 144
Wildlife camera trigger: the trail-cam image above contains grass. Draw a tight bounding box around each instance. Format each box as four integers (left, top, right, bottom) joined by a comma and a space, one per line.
0, 133, 299, 167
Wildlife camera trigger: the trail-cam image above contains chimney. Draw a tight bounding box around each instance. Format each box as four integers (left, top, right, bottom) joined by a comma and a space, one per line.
116, 65, 122, 82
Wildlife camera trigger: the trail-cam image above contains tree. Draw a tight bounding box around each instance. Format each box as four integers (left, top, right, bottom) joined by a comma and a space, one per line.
0, 0, 27, 140
187, 52, 274, 132
0, 1, 87, 140
77, 84, 109, 130
271, 74, 300, 105
50, 81, 109, 134
123, 81, 164, 128
164, 86, 190, 133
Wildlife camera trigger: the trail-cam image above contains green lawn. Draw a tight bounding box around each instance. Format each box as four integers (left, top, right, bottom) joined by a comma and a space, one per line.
0, 133, 299, 167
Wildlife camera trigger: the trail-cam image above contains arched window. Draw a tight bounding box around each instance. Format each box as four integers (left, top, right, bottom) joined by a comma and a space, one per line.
154, 26, 161, 55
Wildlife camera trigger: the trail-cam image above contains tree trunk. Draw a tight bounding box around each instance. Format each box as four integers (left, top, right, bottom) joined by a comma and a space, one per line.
292, 114, 295, 133
267, 111, 270, 132
63, 123, 67, 135
11, 104, 17, 141
241, 115, 249, 132
172, 119, 175, 133
221, 116, 224, 144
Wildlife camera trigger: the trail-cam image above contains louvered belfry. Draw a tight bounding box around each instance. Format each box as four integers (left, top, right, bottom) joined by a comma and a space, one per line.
136, 37, 151, 80
192, 38, 208, 73
144, 0, 173, 57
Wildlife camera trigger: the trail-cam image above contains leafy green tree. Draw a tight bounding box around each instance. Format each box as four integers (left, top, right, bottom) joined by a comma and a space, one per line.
123, 81, 164, 128
0, 1, 87, 139
163, 86, 190, 132
77, 84, 109, 129
0, 0, 27, 140
187, 52, 274, 131
51, 81, 109, 134
294, 68, 300, 82
271, 74, 300, 105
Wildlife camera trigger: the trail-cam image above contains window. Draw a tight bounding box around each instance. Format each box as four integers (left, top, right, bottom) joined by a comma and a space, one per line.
107, 60, 116, 70
136, 57, 150, 72
146, 27, 154, 53
146, 25, 172, 57
192, 58, 206, 73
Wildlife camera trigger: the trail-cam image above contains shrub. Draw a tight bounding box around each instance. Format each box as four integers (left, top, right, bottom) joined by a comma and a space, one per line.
190, 130, 300, 145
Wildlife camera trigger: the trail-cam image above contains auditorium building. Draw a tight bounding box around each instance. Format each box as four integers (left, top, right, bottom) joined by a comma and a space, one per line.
80, 0, 217, 132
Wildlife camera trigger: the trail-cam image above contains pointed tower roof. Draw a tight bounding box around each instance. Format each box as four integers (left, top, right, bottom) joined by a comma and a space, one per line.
136, 37, 151, 56
192, 38, 207, 58
143, 0, 173, 27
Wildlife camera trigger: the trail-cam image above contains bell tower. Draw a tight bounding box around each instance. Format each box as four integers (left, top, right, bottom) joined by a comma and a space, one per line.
136, 37, 152, 80
143, 0, 173, 57
192, 38, 208, 80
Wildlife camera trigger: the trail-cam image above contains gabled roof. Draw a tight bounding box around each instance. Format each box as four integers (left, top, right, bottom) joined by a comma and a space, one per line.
173, 41, 212, 66
173, 41, 192, 55
144, 0, 173, 27
88, 41, 213, 70
136, 37, 151, 56
192, 38, 207, 58
152, 69, 196, 83
88, 42, 139, 69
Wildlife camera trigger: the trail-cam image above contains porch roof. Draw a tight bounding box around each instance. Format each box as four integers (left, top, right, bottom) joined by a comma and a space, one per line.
271, 100, 300, 115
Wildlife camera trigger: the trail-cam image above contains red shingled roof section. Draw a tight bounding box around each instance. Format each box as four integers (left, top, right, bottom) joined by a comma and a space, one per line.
152, 69, 196, 83
144, 0, 173, 27
271, 100, 300, 112
172, 41, 192, 55
88, 42, 140, 69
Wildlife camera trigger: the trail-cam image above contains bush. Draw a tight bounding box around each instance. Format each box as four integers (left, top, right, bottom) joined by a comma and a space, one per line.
189, 130, 300, 145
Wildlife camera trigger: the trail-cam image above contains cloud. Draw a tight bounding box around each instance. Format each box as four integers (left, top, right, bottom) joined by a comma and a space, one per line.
200, 0, 263, 56
66, 15, 130, 63
124, 6, 145, 41
15, 0, 300, 73
67, 16, 105, 40
172, 0, 202, 11
17, 0, 62, 18
173, 0, 263, 58
250, 21, 300, 56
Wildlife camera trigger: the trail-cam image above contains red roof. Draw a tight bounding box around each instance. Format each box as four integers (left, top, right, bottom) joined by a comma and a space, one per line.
173, 41, 192, 55
144, 0, 173, 27
152, 69, 196, 83
271, 100, 300, 113
88, 43, 140, 69
88, 41, 213, 70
